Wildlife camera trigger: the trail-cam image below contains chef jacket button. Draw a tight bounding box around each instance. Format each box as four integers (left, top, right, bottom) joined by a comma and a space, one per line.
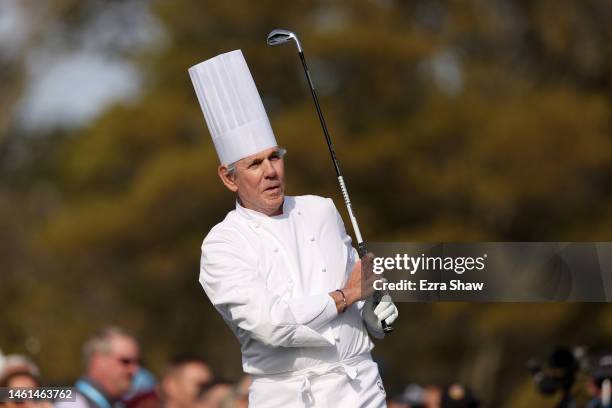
273, 248, 279, 253
310, 237, 315, 242
297, 211, 302, 215
322, 267, 326, 272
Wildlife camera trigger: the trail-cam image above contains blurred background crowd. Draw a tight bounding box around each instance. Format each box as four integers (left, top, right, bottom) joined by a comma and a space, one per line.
1, 328, 612, 407
0, 326, 249, 408
1, 0, 612, 406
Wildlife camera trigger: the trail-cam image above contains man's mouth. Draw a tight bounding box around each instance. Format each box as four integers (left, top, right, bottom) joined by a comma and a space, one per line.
265, 184, 281, 193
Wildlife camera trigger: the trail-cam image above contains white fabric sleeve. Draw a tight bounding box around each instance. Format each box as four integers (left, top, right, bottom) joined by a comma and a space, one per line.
200, 232, 338, 348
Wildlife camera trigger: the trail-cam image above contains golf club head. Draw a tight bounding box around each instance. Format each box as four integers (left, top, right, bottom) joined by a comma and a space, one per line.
267, 29, 302, 53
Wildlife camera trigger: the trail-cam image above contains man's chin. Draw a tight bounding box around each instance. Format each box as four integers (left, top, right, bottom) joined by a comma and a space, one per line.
269, 195, 284, 207
264, 194, 284, 213
264, 188, 284, 201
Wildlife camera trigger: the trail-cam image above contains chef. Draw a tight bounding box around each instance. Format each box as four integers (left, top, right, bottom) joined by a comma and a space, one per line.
188, 50, 399, 407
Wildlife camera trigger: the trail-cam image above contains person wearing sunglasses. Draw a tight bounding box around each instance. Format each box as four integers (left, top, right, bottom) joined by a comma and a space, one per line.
56, 327, 140, 408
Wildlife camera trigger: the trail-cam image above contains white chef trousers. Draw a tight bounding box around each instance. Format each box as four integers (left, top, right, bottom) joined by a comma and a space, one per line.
248, 352, 387, 408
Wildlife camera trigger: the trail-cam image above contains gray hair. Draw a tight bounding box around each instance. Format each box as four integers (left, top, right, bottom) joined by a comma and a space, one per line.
226, 162, 237, 176
225, 147, 287, 177
82, 326, 134, 365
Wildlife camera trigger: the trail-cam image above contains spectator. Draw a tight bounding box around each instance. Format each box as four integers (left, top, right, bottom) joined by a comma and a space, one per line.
388, 383, 442, 408
160, 356, 213, 408
218, 376, 250, 408
388, 383, 424, 408
123, 367, 159, 408
192, 375, 250, 408
0, 353, 40, 379
0, 366, 53, 408
195, 380, 232, 408
440, 384, 479, 408
587, 352, 612, 408
56, 326, 140, 408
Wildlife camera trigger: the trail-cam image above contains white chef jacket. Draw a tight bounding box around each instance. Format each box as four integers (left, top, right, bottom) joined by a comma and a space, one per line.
199, 195, 385, 375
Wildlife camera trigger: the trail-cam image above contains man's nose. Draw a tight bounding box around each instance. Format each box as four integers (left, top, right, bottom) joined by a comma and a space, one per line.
263, 159, 277, 178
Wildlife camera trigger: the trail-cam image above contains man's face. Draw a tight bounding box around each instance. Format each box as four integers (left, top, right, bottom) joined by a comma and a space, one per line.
90, 335, 140, 398
219, 146, 286, 216
5, 374, 39, 408
166, 362, 213, 407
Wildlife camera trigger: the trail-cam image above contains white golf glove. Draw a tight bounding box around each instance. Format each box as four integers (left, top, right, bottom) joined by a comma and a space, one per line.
363, 294, 398, 336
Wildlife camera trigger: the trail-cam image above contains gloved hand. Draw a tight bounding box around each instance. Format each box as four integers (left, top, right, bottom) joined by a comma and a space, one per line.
363, 293, 398, 336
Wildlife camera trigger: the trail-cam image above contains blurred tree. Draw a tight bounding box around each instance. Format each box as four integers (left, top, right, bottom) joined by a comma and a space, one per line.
1, 0, 611, 405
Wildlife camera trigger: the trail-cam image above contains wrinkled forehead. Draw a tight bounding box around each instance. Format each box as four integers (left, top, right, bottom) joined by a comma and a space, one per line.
236, 146, 281, 165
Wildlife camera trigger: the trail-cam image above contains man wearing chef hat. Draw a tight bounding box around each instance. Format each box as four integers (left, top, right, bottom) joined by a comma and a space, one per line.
188, 49, 399, 407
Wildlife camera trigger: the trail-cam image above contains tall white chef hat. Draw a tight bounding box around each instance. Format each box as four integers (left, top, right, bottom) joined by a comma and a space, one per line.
188, 50, 277, 165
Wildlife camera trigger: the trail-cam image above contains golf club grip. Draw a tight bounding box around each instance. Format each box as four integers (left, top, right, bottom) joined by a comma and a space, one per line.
358, 242, 394, 334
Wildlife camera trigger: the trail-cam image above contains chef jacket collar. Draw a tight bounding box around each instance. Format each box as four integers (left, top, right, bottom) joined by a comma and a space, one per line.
235, 198, 292, 224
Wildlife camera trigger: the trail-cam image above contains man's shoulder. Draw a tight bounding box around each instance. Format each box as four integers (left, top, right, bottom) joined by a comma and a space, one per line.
291, 195, 336, 214
201, 195, 339, 246
202, 210, 244, 245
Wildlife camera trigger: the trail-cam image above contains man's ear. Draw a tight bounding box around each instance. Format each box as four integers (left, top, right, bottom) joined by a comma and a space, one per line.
218, 165, 239, 193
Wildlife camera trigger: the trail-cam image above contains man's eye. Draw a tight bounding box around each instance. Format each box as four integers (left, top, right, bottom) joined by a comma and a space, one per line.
249, 161, 261, 169
269, 154, 280, 160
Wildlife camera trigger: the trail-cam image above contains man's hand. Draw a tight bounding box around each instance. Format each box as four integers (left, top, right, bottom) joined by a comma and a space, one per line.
342, 253, 377, 305
363, 293, 398, 334
330, 253, 381, 313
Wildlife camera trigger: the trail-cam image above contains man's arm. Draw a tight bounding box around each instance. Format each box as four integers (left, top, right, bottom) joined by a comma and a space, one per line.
201, 230, 339, 348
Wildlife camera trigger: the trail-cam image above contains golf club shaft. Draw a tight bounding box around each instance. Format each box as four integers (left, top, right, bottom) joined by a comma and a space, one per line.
297, 51, 393, 334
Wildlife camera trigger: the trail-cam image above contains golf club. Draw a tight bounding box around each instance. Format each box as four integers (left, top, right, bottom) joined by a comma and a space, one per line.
267, 28, 393, 334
